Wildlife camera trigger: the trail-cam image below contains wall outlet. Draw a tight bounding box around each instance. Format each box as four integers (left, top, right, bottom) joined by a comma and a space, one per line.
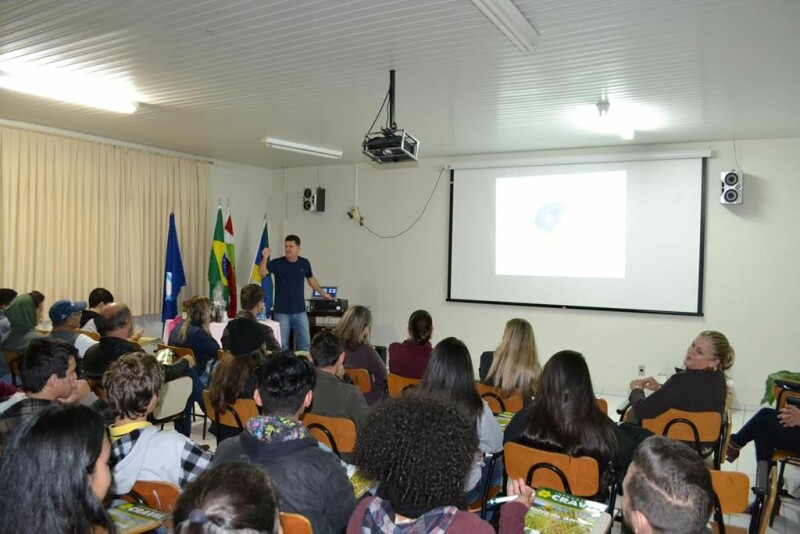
638, 365, 646, 376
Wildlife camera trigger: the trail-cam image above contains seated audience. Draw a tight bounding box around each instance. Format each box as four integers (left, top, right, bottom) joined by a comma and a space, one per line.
627, 330, 733, 421
84, 302, 192, 381
80, 287, 114, 332
173, 463, 281, 534
0, 403, 114, 534
85, 302, 202, 437
348, 394, 532, 533
0, 291, 46, 359
220, 283, 281, 353
105, 353, 213, 494
214, 352, 355, 534
413, 337, 503, 503
504, 350, 634, 498
169, 295, 221, 382
622, 436, 713, 534
48, 299, 97, 357
0, 337, 78, 445
481, 318, 541, 402
726, 401, 800, 464
308, 330, 368, 442
0, 288, 17, 340
335, 305, 386, 404
388, 309, 433, 379
209, 317, 269, 442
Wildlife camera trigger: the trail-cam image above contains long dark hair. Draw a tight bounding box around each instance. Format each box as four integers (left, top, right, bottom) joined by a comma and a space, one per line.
209, 349, 265, 413
520, 350, 617, 491
415, 337, 483, 423
0, 403, 114, 534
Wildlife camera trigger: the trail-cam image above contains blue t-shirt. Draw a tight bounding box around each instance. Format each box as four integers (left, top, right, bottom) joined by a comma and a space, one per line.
267, 256, 313, 314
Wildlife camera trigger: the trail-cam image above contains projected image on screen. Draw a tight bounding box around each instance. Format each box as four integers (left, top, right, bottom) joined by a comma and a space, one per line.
495, 171, 627, 278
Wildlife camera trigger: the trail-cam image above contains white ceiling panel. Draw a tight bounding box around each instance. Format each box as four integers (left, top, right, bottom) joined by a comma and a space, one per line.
1, 0, 799, 167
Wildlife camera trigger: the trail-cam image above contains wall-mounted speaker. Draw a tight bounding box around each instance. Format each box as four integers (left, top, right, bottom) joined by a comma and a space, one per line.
302, 187, 326, 212
720, 170, 743, 205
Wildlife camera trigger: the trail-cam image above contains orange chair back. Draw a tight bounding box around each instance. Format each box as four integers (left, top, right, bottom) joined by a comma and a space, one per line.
123, 480, 181, 512
774, 379, 800, 409
504, 442, 600, 497
595, 398, 608, 415
201, 389, 259, 430
474, 382, 524, 414
344, 368, 372, 394
710, 470, 749, 515
387, 373, 420, 398
280, 512, 312, 534
641, 409, 722, 445
302, 412, 357, 456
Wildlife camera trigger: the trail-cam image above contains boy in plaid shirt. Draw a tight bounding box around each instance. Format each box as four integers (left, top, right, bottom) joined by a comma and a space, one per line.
104, 353, 212, 494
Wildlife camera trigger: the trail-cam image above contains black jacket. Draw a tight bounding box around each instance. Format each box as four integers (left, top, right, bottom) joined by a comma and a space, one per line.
214, 429, 355, 533
83, 336, 189, 382
220, 311, 282, 353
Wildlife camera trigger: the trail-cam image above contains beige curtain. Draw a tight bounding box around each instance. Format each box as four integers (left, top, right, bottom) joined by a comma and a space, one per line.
0, 126, 209, 315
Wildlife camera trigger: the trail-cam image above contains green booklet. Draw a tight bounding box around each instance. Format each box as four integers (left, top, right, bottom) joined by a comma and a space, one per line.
524, 488, 606, 534
495, 411, 514, 430
109, 502, 170, 534
349, 470, 375, 498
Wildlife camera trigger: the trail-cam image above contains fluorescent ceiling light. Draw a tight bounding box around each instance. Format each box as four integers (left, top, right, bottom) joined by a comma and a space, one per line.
571, 99, 663, 141
261, 137, 343, 159
0, 63, 140, 114
469, 0, 541, 55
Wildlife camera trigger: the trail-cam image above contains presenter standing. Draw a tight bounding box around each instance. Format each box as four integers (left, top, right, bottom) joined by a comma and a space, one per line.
260, 234, 331, 351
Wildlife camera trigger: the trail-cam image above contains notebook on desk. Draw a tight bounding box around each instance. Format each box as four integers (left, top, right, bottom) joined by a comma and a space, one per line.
311, 286, 337, 299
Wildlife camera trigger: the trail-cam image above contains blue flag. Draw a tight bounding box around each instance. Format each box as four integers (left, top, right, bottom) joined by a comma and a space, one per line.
162, 212, 186, 322
250, 218, 272, 318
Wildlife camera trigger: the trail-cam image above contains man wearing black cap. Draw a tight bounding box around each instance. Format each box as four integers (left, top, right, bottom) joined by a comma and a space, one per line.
49, 299, 98, 357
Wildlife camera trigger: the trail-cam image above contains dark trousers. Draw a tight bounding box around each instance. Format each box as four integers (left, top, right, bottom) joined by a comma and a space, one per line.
730, 408, 800, 461
174, 366, 206, 437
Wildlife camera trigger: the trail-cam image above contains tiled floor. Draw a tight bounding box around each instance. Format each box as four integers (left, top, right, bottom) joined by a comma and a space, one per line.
187, 396, 800, 533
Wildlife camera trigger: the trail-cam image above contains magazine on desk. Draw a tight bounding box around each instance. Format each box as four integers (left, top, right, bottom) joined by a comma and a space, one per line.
108, 502, 170, 534
524, 488, 606, 534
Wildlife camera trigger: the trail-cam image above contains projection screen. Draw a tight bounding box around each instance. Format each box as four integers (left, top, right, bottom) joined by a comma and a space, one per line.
447, 155, 706, 315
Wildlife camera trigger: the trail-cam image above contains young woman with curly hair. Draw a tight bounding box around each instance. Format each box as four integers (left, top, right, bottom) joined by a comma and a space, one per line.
348, 394, 533, 533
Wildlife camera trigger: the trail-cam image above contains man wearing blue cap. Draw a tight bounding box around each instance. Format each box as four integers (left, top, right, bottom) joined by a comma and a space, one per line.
49, 299, 97, 357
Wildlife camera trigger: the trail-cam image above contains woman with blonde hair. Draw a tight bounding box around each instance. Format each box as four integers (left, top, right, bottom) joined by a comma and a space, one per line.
169, 296, 221, 381
335, 305, 386, 404
628, 330, 734, 421
480, 318, 541, 400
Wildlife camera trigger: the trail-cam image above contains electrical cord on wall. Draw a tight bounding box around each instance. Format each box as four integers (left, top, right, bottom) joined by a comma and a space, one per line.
359, 166, 446, 239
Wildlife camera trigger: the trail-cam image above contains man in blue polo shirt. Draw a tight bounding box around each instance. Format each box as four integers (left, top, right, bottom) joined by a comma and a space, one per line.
260, 234, 331, 351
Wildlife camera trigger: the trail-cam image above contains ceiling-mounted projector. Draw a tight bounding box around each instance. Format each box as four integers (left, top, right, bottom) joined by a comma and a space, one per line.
362, 70, 419, 164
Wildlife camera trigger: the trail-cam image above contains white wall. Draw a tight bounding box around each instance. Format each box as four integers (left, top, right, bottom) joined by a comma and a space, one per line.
207, 160, 287, 269
275, 138, 800, 409
136, 159, 286, 338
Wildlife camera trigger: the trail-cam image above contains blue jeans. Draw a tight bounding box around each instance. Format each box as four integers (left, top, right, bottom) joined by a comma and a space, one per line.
274, 312, 311, 351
